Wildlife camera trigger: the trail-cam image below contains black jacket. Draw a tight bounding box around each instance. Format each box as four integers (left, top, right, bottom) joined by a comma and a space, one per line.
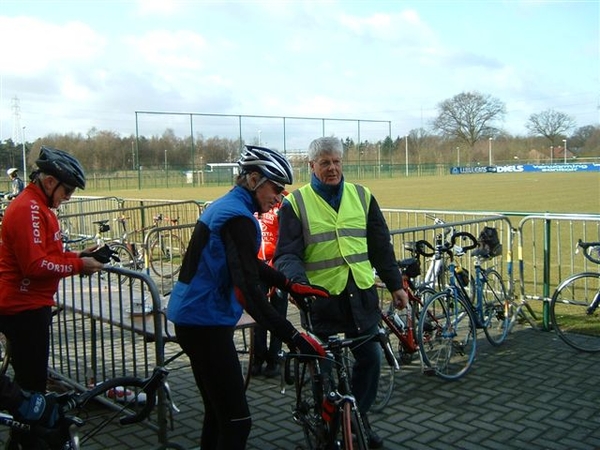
274, 185, 402, 336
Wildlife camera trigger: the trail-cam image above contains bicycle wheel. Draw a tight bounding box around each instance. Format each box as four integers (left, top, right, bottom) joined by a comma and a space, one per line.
481, 268, 510, 346
340, 403, 368, 450
293, 360, 322, 450
233, 326, 254, 390
550, 272, 600, 352
418, 291, 477, 380
107, 243, 138, 284
0, 332, 10, 376
149, 232, 185, 279
346, 342, 395, 414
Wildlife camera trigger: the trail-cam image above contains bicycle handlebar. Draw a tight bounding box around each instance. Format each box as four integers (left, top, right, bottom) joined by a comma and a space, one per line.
578, 239, 600, 265
281, 331, 399, 386
450, 231, 478, 251
413, 231, 478, 258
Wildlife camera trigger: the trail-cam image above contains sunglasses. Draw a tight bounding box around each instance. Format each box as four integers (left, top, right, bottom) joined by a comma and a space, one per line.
62, 183, 76, 196
269, 180, 285, 195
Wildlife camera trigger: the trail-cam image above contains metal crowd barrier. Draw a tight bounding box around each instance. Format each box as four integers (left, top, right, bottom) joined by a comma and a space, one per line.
45, 200, 598, 447
381, 209, 514, 293
516, 213, 600, 329
49, 266, 178, 447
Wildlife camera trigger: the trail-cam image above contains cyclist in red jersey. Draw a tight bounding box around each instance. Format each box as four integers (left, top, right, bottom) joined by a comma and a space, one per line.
0, 146, 104, 448
252, 190, 289, 378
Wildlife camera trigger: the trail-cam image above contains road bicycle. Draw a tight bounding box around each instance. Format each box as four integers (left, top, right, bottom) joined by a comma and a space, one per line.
372, 252, 439, 411
64, 215, 185, 282
113, 214, 186, 280
417, 229, 510, 380
0, 366, 183, 450
549, 239, 600, 352
281, 304, 397, 450
61, 219, 136, 286
375, 230, 473, 403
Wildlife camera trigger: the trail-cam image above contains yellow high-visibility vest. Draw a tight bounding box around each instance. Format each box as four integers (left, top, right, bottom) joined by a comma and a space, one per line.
288, 183, 375, 295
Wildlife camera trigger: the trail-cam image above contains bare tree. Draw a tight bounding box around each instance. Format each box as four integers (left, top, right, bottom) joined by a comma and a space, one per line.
433, 91, 506, 148
525, 109, 576, 146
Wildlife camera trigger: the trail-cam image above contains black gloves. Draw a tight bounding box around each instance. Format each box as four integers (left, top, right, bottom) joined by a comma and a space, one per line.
15, 391, 60, 428
284, 280, 329, 311
80, 244, 120, 263
290, 332, 326, 360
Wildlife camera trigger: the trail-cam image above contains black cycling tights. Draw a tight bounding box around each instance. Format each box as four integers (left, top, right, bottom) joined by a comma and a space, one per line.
0, 306, 52, 392
175, 324, 252, 450
0, 306, 52, 449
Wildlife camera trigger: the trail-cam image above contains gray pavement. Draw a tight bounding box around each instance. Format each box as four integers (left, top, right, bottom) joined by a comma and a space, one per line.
1, 321, 598, 450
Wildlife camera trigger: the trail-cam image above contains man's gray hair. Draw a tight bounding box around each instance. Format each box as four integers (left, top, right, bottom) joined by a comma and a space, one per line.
307, 137, 344, 161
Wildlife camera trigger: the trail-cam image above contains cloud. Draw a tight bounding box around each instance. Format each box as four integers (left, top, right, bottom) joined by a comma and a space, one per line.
0, 16, 105, 75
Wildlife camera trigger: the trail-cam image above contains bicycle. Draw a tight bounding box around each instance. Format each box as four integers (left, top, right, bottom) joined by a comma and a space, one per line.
281, 303, 398, 450
113, 214, 186, 280
373, 232, 475, 406
0, 366, 183, 450
549, 239, 600, 352
417, 229, 510, 380
62, 219, 132, 286
372, 253, 439, 412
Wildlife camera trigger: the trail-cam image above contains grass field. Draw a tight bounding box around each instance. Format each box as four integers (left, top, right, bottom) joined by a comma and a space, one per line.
87, 172, 599, 214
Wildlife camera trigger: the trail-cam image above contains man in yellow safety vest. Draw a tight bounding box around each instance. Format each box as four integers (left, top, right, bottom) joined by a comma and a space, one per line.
274, 136, 408, 449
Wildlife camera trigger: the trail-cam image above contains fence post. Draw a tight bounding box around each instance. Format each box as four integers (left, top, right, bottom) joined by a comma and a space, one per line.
542, 218, 551, 330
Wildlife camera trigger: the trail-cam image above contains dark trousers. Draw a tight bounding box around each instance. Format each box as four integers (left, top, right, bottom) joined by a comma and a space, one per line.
318, 323, 381, 415
0, 306, 52, 392
0, 306, 52, 449
252, 288, 288, 367
175, 324, 251, 450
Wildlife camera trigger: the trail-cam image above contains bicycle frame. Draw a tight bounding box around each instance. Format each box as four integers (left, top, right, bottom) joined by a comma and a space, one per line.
284, 334, 371, 450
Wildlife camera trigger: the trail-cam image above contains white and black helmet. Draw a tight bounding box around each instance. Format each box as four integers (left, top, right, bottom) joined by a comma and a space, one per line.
238, 145, 293, 185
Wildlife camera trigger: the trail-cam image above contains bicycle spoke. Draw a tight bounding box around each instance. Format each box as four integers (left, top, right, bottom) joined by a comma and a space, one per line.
481, 269, 509, 345
551, 273, 600, 352
418, 291, 477, 380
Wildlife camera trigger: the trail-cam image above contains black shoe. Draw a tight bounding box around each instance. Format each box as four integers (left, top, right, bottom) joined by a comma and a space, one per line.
251, 362, 263, 376
362, 414, 384, 449
367, 429, 384, 449
263, 363, 280, 378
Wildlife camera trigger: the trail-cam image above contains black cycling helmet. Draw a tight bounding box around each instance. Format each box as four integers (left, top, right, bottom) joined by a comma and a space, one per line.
35, 146, 86, 189
238, 145, 293, 185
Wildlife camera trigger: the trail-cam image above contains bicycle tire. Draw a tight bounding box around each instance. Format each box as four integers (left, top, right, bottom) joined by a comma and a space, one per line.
481, 268, 510, 346
550, 272, 600, 352
341, 404, 368, 450
293, 359, 321, 450
234, 326, 254, 391
149, 232, 185, 279
345, 342, 395, 414
108, 242, 138, 284
418, 290, 477, 380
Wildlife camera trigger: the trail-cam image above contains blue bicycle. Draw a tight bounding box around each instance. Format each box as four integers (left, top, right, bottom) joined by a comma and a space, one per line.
417, 229, 510, 380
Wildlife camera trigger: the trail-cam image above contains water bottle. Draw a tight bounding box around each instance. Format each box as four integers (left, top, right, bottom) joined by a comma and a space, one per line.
392, 312, 405, 332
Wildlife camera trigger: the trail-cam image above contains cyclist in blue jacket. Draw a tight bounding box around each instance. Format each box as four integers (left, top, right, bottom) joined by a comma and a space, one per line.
167, 145, 329, 450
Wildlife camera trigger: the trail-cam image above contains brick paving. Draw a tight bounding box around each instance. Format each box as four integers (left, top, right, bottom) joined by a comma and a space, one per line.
1, 321, 599, 449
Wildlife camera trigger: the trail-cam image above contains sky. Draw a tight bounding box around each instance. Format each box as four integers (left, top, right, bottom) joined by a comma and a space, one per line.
0, 0, 598, 149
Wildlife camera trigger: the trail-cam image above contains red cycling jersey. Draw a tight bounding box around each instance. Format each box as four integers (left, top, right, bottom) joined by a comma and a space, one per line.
0, 183, 84, 314
256, 196, 285, 263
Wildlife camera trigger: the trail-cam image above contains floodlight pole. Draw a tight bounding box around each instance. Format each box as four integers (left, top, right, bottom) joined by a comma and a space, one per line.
21, 126, 27, 181
404, 135, 408, 177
